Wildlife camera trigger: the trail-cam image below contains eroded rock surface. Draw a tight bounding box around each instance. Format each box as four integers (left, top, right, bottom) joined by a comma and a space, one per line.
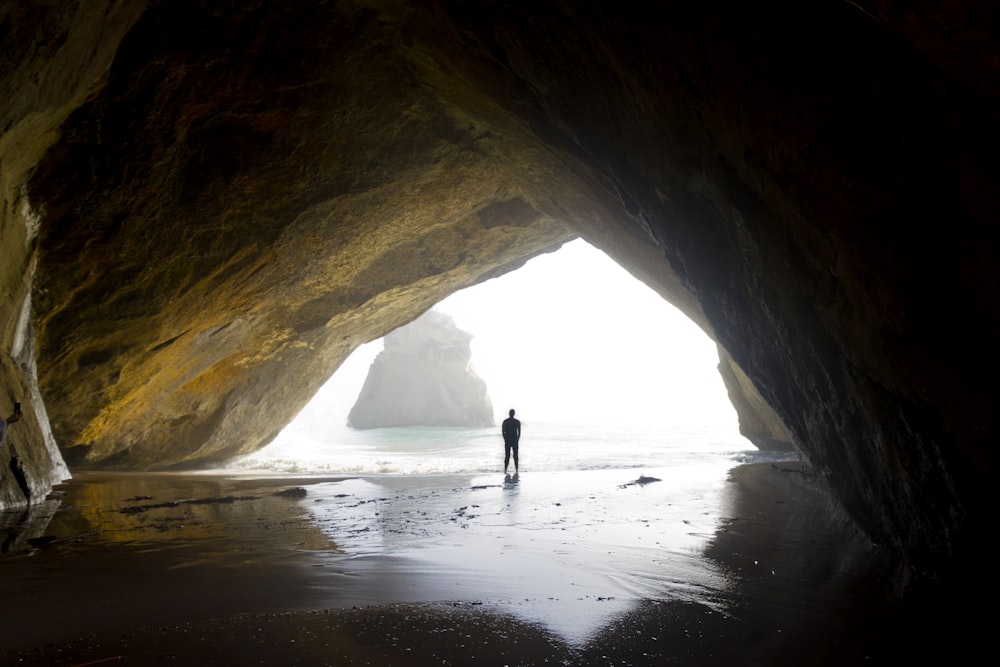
348, 310, 494, 429
1, 1, 998, 575
717, 348, 794, 452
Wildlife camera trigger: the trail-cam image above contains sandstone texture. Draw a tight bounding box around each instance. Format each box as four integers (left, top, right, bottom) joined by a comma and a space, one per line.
348, 310, 493, 429
1, 0, 998, 576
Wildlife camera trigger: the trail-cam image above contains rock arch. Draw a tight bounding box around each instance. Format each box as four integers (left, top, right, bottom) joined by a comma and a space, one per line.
2, 1, 998, 574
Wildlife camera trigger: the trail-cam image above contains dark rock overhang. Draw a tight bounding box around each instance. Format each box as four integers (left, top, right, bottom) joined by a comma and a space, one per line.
2, 0, 999, 576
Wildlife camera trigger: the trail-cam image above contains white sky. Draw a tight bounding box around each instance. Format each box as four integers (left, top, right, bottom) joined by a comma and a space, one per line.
306, 239, 739, 431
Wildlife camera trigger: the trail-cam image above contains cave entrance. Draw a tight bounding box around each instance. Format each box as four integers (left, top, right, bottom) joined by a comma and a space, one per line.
231, 239, 751, 475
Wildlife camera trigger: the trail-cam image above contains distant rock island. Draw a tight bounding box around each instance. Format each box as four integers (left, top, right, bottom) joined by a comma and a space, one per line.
347, 310, 495, 429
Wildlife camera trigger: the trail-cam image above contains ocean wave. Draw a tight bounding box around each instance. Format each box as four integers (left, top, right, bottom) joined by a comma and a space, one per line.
222, 422, 753, 476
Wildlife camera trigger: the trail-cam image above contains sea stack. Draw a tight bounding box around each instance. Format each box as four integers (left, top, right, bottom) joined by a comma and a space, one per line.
348, 310, 494, 429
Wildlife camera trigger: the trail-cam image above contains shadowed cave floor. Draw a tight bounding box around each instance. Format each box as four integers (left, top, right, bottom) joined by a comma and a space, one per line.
0, 465, 987, 666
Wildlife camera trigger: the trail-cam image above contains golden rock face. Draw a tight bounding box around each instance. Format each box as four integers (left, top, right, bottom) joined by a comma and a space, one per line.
3, 1, 1000, 571
26, 2, 585, 470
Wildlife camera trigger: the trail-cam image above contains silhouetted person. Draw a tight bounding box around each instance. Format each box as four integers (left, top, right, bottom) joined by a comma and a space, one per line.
0, 401, 22, 452
502, 408, 520, 475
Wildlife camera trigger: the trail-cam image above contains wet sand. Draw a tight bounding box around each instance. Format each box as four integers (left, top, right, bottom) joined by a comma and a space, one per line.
0, 464, 984, 665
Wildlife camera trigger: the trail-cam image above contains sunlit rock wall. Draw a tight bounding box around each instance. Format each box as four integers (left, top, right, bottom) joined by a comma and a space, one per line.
20, 2, 587, 471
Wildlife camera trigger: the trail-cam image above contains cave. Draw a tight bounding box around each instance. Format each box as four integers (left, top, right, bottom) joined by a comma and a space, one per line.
2, 0, 998, 641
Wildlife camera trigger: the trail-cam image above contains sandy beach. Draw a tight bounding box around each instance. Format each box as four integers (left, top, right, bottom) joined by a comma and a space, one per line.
0, 463, 983, 665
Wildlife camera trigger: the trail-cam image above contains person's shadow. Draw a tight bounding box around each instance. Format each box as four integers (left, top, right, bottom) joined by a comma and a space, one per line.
9, 455, 32, 501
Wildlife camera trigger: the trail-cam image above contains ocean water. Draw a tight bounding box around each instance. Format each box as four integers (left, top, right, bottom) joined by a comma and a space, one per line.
224, 419, 798, 477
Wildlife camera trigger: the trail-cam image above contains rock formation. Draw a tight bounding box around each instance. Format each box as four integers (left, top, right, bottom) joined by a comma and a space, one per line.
347, 310, 494, 429
1, 0, 998, 576
717, 349, 794, 452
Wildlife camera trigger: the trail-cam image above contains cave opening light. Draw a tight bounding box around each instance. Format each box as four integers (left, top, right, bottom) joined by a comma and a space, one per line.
234, 238, 746, 475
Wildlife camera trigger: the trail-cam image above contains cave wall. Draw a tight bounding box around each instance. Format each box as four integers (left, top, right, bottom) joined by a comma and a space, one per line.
18, 1, 588, 471
1, 0, 141, 502
426, 0, 999, 569
1, 0, 998, 573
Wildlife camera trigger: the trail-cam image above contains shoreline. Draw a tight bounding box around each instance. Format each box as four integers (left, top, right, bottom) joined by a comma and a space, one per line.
0, 462, 973, 665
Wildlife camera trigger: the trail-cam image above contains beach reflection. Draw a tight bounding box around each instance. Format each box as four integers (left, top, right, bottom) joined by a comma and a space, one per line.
0, 494, 62, 553
691, 463, 905, 663
705, 463, 893, 603
1, 465, 931, 664
16, 472, 341, 554
302, 467, 735, 644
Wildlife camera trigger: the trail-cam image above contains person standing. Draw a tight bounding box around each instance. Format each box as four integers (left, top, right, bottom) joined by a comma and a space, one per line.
502, 408, 521, 475
1, 401, 23, 451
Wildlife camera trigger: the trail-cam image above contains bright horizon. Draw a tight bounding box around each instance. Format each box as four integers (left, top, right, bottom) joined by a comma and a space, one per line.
293, 239, 741, 434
